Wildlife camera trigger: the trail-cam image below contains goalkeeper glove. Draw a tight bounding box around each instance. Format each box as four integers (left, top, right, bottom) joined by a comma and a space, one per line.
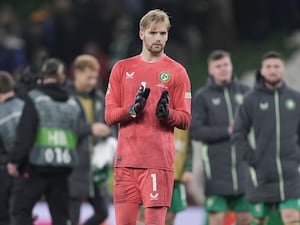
129, 85, 150, 118
156, 90, 170, 119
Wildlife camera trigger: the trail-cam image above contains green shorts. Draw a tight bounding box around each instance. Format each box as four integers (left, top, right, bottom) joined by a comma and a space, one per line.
205, 195, 250, 212
250, 198, 300, 219
168, 182, 187, 212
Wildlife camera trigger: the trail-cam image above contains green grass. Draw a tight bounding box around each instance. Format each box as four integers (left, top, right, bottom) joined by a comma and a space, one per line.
187, 32, 297, 92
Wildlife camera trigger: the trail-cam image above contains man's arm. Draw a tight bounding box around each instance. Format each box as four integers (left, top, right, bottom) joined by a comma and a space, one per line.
190, 92, 229, 142
8, 97, 39, 167
232, 98, 255, 162
105, 63, 133, 125
164, 68, 192, 129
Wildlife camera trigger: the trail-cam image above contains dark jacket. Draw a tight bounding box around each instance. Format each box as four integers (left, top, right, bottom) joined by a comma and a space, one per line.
190, 76, 250, 196
67, 84, 107, 198
233, 72, 300, 203
8, 83, 79, 176
0, 97, 24, 169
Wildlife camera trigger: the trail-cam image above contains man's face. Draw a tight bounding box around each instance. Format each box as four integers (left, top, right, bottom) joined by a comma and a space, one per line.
208, 56, 233, 84
261, 58, 285, 86
74, 67, 98, 93
139, 22, 168, 55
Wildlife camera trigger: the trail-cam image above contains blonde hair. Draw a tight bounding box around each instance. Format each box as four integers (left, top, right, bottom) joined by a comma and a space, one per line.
139, 9, 171, 31
73, 54, 100, 72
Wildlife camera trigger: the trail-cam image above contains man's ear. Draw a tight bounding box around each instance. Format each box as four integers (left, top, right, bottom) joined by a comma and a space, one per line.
139, 30, 144, 41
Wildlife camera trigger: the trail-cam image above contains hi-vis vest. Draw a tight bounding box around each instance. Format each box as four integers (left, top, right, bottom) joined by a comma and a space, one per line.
29, 90, 80, 167
174, 128, 189, 181
0, 98, 24, 153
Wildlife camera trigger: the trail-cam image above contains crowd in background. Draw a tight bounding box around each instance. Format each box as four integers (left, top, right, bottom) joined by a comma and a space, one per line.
1, 0, 300, 91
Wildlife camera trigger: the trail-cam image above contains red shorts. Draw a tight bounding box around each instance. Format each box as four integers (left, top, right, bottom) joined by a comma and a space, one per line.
114, 167, 174, 207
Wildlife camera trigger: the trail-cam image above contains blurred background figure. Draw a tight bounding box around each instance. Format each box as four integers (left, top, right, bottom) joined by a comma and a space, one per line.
7, 58, 80, 225
190, 50, 251, 225
67, 54, 113, 225
0, 71, 24, 225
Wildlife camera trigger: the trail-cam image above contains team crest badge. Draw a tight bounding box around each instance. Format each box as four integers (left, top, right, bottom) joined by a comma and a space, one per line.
95, 100, 102, 111
259, 102, 269, 111
285, 99, 296, 110
212, 97, 221, 106
235, 93, 244, 105
159, 72, 171, 82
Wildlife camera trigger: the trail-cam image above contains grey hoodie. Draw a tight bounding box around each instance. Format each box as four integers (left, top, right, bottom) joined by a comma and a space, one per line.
233, 72, 300, 203
190, 76, 250, 196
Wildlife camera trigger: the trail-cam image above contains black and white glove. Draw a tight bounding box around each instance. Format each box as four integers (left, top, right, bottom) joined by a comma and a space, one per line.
156, 91, 170, 119
129, 85, 151, 118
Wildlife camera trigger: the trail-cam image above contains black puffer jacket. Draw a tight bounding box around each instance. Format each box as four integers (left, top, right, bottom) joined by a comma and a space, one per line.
233, 72, 300, 203
190, 76, 250, 196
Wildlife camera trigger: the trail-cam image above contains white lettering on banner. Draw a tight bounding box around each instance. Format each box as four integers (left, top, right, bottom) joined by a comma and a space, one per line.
48, 131, 67, 146
44, 148, 71, 164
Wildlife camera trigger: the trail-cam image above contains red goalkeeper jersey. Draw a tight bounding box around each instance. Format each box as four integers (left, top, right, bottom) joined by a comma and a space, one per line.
105, 54, 192, 170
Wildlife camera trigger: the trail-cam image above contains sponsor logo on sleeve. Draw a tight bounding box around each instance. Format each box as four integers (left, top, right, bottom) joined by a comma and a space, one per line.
184, 92, 192, 99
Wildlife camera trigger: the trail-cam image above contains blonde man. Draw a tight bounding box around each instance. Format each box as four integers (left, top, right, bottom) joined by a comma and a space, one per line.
67, 55, 112, 225
105, 9, 192, 225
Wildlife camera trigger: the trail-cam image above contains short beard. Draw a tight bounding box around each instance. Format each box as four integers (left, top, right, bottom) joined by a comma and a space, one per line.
147, 44, 164, 55
264, 79, 282, 88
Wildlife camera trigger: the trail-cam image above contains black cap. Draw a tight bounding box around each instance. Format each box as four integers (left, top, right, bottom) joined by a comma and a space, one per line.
40, 58, 64, 77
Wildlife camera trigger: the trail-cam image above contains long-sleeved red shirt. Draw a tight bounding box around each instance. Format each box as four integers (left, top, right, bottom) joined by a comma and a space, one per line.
105, 54, 192, 170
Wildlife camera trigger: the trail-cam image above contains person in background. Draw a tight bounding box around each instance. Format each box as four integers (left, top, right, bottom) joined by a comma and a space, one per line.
233, 51, 300, 225
7, 58, 80, 225
190, 50, 251, 225
105, 9, 192, 225
67, 54, 112, 225
0, 71, 24, 225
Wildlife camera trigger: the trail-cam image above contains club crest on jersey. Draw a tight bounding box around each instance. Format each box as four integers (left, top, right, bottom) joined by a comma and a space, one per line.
159, 72, 171, 82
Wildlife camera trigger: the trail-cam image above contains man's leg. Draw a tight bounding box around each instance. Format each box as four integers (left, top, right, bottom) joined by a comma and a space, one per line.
69, 197, 81, 225
84, 183, 109, 225
249, 202, 271, 225
115, 202, 140, 225
205, 195, 227, 225
230, 195, 251, 225
165, 182, 187, 225
0, 171, 11, 225
10, 175, 45, 225
209, 211, 226, 225
280, 198, 300, 225
235, 212, 251, 225
144, 206, 168, 225
137, 206, 145, 225
46, 176, 71, 225
165, 212, 176, 225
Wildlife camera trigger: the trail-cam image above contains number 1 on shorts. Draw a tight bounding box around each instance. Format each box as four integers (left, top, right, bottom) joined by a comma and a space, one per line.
150, 173, 157, 192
